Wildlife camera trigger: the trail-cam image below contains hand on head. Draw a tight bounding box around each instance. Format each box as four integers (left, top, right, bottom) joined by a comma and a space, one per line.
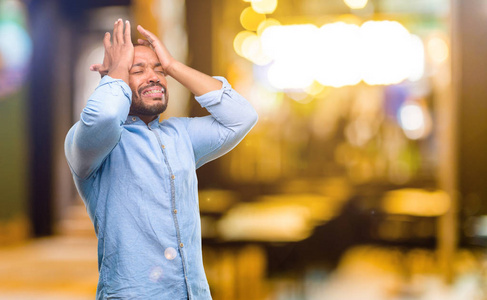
89, 19, 133, 84
136, 25, 176, 75
90, 21, 175, 80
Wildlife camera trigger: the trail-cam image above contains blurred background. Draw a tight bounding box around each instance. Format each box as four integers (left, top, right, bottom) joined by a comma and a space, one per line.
1, 0, 487, 299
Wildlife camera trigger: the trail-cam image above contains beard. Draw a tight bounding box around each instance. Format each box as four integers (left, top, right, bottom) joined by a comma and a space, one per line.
129, 83, 169, 116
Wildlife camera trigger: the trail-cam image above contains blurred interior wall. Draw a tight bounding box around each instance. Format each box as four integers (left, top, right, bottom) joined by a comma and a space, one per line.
185, 0, 213, 80
436, 0, 458, 282
27, 0, 73, 237
450, 0, 487, 253
185, 0, 221, 186
454, 0, 487, 219
436, 0, 487, 280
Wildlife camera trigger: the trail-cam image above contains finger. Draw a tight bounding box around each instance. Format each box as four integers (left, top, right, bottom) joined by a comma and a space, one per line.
102, 47, 109, 65
112, 19, 118, 44
103, 32, 111, 50
113, 18, 122, 44
124, 20, 132, 45
89, 64, 108, 73
138, 39, 151, 46
137, 25, 155, 44
90, 64, 102, 71
90, 65, 108, 79
117, 18, 124, 44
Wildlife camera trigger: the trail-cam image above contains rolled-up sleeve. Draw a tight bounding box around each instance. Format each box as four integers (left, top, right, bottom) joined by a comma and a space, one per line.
185, 76, 258, 168
65, 76, 132, 179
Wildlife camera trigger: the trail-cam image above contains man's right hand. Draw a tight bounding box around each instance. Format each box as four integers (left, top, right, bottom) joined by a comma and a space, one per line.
90, 19, 134, 85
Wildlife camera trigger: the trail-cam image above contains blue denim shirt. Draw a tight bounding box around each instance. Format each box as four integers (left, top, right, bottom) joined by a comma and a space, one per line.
65, 76, 258, 299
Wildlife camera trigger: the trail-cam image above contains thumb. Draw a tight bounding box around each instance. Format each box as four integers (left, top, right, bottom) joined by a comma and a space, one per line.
90, 64, 103, 72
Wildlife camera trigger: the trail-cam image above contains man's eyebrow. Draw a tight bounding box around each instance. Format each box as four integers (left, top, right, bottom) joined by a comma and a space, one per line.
154, 63, 162, 68
131, 63, 145, 68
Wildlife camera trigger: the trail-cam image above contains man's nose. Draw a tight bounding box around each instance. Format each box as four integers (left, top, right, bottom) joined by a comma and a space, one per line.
147, 70, 159, 83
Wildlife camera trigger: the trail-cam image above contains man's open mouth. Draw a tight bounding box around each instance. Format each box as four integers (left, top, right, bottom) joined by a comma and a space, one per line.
141, 87, 165, 98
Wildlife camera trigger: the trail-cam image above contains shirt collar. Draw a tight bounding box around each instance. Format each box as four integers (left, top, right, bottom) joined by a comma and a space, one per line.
124, 115, 160, 126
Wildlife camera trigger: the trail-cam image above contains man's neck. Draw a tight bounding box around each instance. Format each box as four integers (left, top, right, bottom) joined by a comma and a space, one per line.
139, 115, 158, 125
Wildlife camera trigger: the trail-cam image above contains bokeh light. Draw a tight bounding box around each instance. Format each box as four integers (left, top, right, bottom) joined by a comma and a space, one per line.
304, 81, 325, 96
233, 30, 256, 57
241, 33, 272, 65
164, 247, 177, 260
398, 101, 431, 140
0, 0, 31, 70
255, 21, 425, 90
344, 0, 368, 9
399, 104, 424, 131
261, 24, 318, 89
360, 21, 417, 85
148, 266, 164, 282
408, 35, 425, 82
241, 33, 260, 58
256, 18, 280, 36
0, 0, 32, 98
240, 7, 266, 31
382, 189, 451, 217
427, 35, 449, 65
315, 22, 362, 87
0, 23, 31, 70
251, 0, 278, 14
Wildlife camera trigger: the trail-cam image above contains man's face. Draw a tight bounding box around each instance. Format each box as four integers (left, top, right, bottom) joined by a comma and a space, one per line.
128, 46, 168, 118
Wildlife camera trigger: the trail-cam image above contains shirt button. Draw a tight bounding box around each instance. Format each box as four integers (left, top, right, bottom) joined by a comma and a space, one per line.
173, 209, 178, 214
179, 243, 184, 248
171, 175, 175, 180
132, 117, 136, 121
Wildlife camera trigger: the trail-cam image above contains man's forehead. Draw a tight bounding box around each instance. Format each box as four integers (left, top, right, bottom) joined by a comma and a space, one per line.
133, 46, 160, 65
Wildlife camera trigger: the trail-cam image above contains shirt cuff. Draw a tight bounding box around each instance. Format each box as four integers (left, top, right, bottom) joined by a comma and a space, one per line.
97, 75, 133, 103
195, 76, 232, 108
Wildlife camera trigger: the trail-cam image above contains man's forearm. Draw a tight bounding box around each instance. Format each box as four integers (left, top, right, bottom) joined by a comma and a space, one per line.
188, 77, 258, 168
195, 77, 258, 132
165, 60, 223, 97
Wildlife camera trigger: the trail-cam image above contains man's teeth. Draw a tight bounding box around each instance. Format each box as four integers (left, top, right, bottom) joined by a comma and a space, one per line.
143, 89, 163, 95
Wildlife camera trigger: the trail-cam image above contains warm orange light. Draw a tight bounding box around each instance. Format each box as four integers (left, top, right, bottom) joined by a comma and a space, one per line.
382, 189, 450, 217
251, 0, 278, 14
427, 36, 449, 65
240, 7, 266, 31
233, 31, 255, 57
240, 21, 425, 89
315, 22, 362, 87
257, 18, 281, 36
344, 0, 368, 9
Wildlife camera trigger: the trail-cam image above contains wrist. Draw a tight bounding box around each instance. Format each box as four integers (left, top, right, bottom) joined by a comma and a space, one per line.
164, 59, 179, 77
109, 63, 130, 74
108, 66, 130, 85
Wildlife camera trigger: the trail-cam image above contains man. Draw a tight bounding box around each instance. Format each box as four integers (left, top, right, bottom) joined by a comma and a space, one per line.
65, 19, 258, 299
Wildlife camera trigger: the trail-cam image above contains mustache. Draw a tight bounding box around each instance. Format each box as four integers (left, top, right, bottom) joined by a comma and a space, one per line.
138, 83, 167, 96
